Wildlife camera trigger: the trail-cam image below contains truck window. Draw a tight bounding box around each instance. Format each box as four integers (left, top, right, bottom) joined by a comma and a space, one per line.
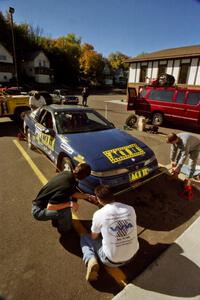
176, 91, 185, 103
187, 92, 200, 106
148, 90, 174, 102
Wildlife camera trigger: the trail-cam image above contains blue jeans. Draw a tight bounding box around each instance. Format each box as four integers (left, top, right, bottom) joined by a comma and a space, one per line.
80, 235, 130, 268
32, 204, 72, 233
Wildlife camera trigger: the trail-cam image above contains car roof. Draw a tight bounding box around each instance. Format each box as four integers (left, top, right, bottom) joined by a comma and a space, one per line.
45, 104, 93, 113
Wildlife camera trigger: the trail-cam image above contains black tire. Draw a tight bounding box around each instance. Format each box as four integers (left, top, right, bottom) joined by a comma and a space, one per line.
125, 114, 137, 128
27, 129, 34, 150
60, 156, 73, 172
152, 112, 163, 126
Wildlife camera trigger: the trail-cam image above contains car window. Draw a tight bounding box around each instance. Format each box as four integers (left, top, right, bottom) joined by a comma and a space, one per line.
148, 90, 174, 102
55, 110, 114, 134
39, 111, 53, 128
176, 91, 185, 103
187, 92, 200, 106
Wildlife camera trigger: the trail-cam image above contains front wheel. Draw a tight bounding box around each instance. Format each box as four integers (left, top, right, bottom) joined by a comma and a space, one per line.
152, 112, 163, 126
125, 114, 137, 128
60, 156, 73, 172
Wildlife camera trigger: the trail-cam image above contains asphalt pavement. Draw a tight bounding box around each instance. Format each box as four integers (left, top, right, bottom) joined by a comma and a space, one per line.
0, 94, 199, 300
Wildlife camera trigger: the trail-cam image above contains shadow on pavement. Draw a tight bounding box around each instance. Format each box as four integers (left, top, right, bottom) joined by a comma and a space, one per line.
117, 174, 200, 231
134, 243, 200, 298
0, 120, 22, 137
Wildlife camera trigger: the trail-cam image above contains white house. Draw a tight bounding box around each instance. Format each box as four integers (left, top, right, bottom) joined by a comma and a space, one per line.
23, 51, 52, 84
0, 43, 14, 83
126, 45, 200, 90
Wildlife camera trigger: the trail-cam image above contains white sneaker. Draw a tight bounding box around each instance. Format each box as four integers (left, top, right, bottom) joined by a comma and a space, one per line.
86, 257, 99, 282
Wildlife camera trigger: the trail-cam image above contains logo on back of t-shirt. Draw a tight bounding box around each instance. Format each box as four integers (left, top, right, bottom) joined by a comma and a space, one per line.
108, 219, 134, 237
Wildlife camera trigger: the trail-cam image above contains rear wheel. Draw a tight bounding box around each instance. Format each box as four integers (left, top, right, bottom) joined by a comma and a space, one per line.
152, 112, 163, 126
125, 114, 137, 128
27, 129, 34, 150
60, 156, 73, 172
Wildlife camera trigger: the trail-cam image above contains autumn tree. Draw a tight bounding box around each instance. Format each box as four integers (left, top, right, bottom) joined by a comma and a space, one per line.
80, 43, 105, 85
108, 51, 129, 71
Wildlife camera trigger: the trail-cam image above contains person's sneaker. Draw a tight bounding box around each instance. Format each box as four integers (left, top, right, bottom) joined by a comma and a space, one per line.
85, 257, 99, 282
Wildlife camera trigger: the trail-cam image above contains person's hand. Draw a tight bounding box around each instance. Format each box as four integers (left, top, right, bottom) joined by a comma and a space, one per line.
88, 195, 99, 205
172, 166, 180, 175
70, 201, 79, 212
171, 161, 177, 168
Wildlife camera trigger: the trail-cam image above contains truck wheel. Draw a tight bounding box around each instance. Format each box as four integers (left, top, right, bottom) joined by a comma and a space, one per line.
60, 157, 73, 172
152, 112, 163, 126
125, 114, 137, 128
27, 129, 34, 150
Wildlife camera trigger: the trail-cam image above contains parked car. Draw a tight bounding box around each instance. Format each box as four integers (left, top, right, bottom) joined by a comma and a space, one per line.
127, 86, 200, 128
23, 104, 158, 194
51, 89, 79, 104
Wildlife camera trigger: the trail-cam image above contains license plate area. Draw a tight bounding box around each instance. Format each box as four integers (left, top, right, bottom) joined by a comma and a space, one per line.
129, 168, 149, 182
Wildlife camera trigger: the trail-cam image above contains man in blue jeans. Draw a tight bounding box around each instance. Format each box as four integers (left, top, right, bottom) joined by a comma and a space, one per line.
32, 163, 96, 234
167, 132, 200, 180
81, 185, 139, 282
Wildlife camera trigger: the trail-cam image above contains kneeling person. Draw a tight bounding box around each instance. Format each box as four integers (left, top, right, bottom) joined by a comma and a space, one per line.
32, 163, 94, 234
81, 185, 139, 282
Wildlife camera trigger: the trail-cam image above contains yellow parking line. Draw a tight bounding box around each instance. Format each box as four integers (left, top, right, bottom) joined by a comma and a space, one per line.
13, 139, 48, 185
13, 139, 128, 287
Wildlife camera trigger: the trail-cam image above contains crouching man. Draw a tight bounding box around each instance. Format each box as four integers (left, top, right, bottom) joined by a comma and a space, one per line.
32, 163, 96, 234
81, 184, 139, 282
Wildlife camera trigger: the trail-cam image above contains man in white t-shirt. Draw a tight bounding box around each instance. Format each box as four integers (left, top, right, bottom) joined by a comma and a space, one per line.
29, 91, 46, 111
80, 185, 139, 282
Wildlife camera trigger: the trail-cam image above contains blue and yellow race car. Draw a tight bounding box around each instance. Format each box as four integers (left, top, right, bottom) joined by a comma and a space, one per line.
24, 105, 158, 193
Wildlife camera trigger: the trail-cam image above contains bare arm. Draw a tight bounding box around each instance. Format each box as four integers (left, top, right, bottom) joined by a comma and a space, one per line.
91, 232, 101, 240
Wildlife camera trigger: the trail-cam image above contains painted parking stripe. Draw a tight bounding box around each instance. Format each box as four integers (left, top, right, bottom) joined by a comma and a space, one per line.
13, 139, 128, 287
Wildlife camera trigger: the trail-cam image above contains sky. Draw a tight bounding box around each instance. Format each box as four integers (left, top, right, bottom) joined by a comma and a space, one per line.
0, 0, 200, 58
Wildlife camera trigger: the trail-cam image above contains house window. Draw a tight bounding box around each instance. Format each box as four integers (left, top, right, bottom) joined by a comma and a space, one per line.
178, 63, 190, 84
158, 64, 167, 77
43, 61, 46, 67
139, 66, 147, 82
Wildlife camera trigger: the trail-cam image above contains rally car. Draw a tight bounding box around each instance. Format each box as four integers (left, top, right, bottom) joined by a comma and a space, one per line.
24, 105, 158, 193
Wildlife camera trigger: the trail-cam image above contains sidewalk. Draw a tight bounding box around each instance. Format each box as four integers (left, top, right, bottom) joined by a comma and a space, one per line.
113, 216, 200, 300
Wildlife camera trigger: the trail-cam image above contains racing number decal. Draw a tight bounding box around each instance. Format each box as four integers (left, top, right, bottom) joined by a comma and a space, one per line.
103, 144, 145, 163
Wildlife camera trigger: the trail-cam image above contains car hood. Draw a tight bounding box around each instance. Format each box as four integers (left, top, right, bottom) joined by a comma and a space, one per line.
60, 128, 154, 171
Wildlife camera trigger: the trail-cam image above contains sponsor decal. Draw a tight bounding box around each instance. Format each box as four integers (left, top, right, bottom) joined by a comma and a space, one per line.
109, 219, 134, 237
103, 144, 145, 163
129, 167, 149, 182
60, 143, 74, 154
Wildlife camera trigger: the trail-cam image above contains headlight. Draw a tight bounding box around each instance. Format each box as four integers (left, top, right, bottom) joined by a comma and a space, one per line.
144, 155, 156, 166
91, 168, 129, 177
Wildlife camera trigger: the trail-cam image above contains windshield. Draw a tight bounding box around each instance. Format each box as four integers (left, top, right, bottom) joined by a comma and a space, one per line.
55, 110, 114, 134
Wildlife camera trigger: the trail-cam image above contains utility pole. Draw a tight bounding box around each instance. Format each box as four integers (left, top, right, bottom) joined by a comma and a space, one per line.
9, 7, 19, 88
